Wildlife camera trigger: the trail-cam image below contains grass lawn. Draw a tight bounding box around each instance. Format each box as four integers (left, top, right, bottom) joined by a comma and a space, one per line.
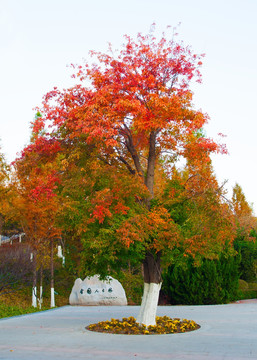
0, 287, 69, 319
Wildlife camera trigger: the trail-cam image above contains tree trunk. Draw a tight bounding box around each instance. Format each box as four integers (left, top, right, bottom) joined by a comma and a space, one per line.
127, 130, 161, 326
50, 240, 55, 308
145, 131, 157, 200
136, 251, 162, 326
32, 252, 37, 308
39, 266, 43, 309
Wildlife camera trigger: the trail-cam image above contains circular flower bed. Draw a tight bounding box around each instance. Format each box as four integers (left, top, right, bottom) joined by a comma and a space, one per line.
86, 316, 200, 335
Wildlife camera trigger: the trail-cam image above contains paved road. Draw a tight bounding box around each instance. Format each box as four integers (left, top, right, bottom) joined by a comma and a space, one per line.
0, 303, 257, 359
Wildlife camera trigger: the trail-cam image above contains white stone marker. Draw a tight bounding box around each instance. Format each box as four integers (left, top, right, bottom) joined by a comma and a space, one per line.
69, 275, 127, 306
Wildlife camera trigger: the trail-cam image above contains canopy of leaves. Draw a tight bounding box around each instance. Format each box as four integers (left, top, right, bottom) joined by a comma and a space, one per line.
13, 28, 234, 277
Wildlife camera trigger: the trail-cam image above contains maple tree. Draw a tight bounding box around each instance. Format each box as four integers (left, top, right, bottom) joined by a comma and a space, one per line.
12, 137, 62, 308
22, 27, 233, 325
0, 149, 34, 295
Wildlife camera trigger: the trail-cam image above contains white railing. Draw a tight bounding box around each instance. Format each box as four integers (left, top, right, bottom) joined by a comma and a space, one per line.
0, 233, 25, 245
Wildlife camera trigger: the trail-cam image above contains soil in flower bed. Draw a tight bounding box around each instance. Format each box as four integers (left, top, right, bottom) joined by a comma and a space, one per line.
86, 316, 200, 335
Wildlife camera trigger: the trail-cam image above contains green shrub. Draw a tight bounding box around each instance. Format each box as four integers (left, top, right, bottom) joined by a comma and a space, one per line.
162, 254, 240, 305
234, 238, 257, 282
248, 282, 257, 290
236, 278, 257, 300
238, 279, 249, 290
117, 270, 143, 305
237, 289, 257, 300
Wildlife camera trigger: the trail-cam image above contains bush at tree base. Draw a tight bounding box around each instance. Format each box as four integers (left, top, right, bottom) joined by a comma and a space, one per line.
161, 253, 240, 305
117, 270, 143, 305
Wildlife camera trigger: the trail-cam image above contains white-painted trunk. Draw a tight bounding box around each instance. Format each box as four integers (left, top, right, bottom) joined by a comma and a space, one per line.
136, 283, 150, 324
32, 286, 37, 308
50, 287, 55, 308
38, 285, 43, 309
136, 282, 161, 327
57, 245, 65, 266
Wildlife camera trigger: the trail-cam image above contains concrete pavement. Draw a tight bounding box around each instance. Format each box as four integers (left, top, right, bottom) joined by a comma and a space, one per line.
0, 302, 257, 359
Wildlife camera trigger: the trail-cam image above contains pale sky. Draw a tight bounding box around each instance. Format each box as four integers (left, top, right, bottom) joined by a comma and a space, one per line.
1, 0, 257, 212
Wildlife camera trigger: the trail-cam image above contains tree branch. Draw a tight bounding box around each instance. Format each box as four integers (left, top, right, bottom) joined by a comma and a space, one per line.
117, 156, 136, 175
120, 126, 145, 179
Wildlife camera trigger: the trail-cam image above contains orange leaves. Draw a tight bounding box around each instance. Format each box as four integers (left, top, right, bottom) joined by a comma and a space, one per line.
12, 135, 63, 250
12, 177, 62, 250
183, 131, 226, 170
92, 205, 112, 224
33, 28, 209, 160
15, 142, 61, 204
27, 28, 226, 207
117, 207, 181, 251
11, 26, 234, 271
88, 171, 147, 224
113, 203, 130, 215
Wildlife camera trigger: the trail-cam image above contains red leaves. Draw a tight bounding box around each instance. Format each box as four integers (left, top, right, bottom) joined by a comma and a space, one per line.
32, 115, 45, 134
90, 188, 113, 223
20, 137, 61, 159
29, 171, 60, 202
13, 26, 232, 264
32, 28, 209, 159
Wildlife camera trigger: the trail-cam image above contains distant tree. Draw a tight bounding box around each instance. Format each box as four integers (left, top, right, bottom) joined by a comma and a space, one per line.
163, 160, 236, 263
232, 183, 257, 237
0, 147, 10, 234
231, 184, 257, 282
12, 136, 62, 307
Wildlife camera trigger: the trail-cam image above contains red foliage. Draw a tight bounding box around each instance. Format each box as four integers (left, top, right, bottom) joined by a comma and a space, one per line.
13, 28, 232, 267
